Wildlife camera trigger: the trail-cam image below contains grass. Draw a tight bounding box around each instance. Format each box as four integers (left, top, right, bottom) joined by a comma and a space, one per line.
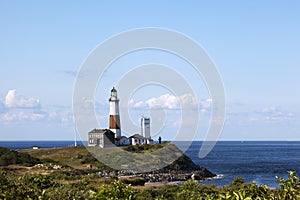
20, 146, 110, 170
18, 142, 208, 176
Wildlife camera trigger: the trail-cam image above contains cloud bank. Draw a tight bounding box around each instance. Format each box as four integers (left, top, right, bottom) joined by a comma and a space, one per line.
131, 93, 208, 110
5, 89, 40, 108
0, 89, 73, 124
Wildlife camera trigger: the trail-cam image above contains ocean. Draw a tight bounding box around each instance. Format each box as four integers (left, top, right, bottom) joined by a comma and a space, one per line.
1, 140, 299, 188
175, 141, 300, 188
0, 141, 85, 150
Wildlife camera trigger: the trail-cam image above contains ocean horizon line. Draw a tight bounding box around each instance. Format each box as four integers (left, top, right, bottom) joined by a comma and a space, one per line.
1, 139, 300, 142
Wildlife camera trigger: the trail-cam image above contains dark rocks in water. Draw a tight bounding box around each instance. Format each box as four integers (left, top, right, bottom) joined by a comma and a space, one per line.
97, 153, 216, 183
191, 167, 216, 180
117, 166, 215, 183
115, 154, 216, 183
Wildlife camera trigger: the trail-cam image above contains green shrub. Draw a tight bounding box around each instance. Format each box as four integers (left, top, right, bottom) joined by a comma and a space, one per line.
95, 180, 136, 200
80, 156, 98, 164
177, 179, 218, 200
0, 147, 39, 167
275, 171, 300, 200
135, 184, 178, 200
119, 177, 146, 186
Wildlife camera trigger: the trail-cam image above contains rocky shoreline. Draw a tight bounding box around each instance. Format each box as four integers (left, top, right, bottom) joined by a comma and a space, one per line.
132, 168, 216, 182
96, 166, 216, 183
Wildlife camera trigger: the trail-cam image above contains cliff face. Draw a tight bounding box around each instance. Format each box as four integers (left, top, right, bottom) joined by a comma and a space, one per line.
119, 142, 216, 181
159, 152, 216, 180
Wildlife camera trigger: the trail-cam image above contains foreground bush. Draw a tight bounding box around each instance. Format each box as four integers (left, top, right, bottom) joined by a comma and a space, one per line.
119, 177, 146, 186
1, 170, 300, 199
275, 171, 300, 199
94, 180, 135, 200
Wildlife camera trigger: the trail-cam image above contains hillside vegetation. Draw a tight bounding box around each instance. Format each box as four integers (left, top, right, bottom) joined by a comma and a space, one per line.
20, 142, 212, 175
0, 147, 39, 167
21, 145, 111, 170
1, 145, 300, 199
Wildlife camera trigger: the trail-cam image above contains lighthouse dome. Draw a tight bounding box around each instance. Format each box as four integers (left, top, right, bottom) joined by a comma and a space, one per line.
111, 87, 117, 92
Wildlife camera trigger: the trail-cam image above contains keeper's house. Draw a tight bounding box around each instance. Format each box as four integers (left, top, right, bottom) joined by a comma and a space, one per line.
88, 129, 115, 148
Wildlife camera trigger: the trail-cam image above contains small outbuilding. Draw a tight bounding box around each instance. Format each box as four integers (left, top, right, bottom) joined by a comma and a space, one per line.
115, 136, 131, 146
129, 134, 154, 145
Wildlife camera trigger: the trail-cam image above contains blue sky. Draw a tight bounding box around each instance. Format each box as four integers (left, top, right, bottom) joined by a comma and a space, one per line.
0, 1, 299, 141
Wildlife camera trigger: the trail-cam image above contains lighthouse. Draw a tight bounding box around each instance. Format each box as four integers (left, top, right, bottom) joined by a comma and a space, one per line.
109, 87, 121, 137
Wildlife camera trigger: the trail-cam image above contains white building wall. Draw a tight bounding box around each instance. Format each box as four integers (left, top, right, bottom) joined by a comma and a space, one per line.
141, 117, 150, 138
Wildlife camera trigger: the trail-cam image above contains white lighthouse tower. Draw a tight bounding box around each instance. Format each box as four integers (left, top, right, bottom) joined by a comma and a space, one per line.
141, 117, 150, 138
109, 87, 121, 137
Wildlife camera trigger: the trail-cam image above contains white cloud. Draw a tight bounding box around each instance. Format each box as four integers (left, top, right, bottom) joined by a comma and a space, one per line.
0, 90, 47, 123
0, 111, 46, 122
200, 99, 212, 109
262, 106, 278, 114
133, 100, 147, 108
145, 93, 179, 109
261, 106, 294, 118
5, 89, 40, 108
248, 106, 296, 123
0, 90, 75, 124
60, 111, 74, 124
0, 107, 75, 124
49, 111, 58, 120
132, 93, 201, 110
